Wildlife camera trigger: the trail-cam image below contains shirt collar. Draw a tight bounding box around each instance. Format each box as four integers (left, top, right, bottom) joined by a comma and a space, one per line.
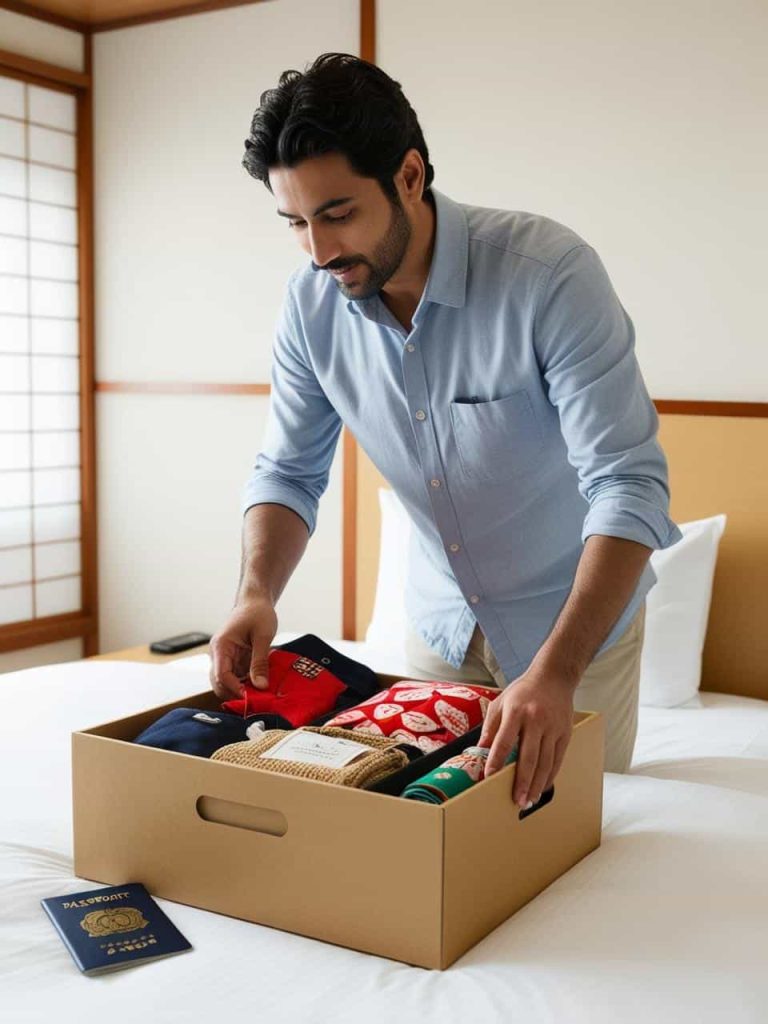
346, 187, 468, 316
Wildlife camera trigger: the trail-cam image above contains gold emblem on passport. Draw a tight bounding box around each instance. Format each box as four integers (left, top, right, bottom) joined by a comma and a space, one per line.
292, 656, 323, 679
80, 907, 148, 937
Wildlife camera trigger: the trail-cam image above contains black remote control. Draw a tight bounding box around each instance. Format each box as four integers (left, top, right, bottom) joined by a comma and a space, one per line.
149, 632, 212, 655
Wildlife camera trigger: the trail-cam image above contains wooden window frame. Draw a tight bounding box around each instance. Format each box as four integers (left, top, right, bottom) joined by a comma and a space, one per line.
0, 43, 98, 656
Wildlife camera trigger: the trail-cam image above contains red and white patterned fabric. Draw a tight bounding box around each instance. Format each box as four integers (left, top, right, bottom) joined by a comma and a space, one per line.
324, 681, 501, 753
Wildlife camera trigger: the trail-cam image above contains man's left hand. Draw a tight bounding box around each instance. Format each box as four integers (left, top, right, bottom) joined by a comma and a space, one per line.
478, 670, 575, 807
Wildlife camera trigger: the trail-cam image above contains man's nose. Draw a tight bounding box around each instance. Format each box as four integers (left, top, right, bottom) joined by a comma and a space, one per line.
306, 224, 341, 269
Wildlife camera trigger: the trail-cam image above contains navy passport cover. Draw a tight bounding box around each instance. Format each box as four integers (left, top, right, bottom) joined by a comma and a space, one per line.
41, 882, 191, 974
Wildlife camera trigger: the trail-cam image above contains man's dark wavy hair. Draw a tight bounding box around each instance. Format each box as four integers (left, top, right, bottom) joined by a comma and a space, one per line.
242, 52, 434, 203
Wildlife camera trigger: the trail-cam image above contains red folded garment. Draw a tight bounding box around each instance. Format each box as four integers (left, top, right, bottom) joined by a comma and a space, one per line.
221, 649, 346, 726
324, 681, 501, 753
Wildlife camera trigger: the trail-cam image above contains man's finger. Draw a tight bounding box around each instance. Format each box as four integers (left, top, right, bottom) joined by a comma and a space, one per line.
484, 709, 520, 777
513, 728, 542, 808
249, 642, 271, 690
209, 647, 243, 700
478, 702, 502, 750
527, 736, 556, 805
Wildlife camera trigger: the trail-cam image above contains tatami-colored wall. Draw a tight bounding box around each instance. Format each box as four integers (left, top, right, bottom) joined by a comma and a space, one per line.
2, 0, 765, 671
378, 0, 767, 401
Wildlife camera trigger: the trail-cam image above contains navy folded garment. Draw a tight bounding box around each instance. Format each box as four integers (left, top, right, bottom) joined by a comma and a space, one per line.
133, 708, 293, 758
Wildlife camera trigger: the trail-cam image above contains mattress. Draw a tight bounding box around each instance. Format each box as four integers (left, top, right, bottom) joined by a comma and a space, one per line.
2, 654, 767, 1023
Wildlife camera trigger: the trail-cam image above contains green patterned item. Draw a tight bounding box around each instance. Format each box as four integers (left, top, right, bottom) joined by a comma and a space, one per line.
401, 744, 518, 804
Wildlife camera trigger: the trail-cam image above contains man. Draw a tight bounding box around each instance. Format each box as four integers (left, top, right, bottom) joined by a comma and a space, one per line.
209, 53, 681, 807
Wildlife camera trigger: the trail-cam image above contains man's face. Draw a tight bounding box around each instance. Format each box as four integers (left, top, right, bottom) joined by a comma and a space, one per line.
269, 152, 412, 301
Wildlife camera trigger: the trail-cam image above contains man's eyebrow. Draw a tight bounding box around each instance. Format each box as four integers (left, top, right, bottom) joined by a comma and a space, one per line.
276, 197, 355, 220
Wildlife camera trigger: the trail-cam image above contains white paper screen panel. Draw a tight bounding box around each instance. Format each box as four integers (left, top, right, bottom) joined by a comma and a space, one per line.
0, 74, 81, 627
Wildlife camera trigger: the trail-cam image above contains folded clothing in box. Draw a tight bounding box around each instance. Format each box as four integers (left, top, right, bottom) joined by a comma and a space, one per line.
133, 708, 294, 758
211, 726, 416, 788
324, 680, 500, 753
402, 744, 518, 804
221, 635, 381, 726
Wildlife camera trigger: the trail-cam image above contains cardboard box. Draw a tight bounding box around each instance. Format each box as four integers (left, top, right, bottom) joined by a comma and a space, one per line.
72, 677, 604, 969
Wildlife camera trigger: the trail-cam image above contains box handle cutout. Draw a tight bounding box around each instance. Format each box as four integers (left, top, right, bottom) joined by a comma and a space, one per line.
196, 795, 287, 837
518, 786, 554, 820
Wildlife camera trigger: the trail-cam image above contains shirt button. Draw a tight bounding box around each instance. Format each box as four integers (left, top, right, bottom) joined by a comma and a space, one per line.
430, 478, 441, 488
470, 594, 480, 604
415, 409, 426, 421
406, 343, 415, 352
449, 543, 460, 552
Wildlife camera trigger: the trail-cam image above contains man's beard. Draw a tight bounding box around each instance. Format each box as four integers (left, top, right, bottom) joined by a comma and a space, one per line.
327, 195, 412, 301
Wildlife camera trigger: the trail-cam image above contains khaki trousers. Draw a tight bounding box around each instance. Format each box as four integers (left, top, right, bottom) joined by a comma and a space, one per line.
404, 603, 646, 773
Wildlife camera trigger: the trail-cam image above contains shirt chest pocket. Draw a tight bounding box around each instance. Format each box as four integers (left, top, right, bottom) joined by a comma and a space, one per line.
449, 390, 544, 483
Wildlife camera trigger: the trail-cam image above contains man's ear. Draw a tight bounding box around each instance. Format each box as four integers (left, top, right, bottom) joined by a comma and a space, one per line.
398, 148, 427, 205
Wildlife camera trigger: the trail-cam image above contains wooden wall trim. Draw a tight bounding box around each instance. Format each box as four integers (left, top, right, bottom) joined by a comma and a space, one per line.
0, 613, 95, 654
360, 0, 375, 64
95, 381, 270, 395
91, 0, 267, 32
342, 428, 358, 640
0, 46, 90, 88
654, 400, 768, 418
77, 33, 99, 657
0, 0, 268, 31
341, 0, 375, 639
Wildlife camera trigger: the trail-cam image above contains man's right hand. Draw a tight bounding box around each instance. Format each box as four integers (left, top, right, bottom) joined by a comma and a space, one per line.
209, 597, 278, 701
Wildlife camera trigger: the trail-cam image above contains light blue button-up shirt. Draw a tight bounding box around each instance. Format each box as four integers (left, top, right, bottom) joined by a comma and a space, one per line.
244, 187, 682, 683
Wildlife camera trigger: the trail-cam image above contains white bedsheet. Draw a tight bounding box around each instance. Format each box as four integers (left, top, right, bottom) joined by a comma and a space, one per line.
2, 657, 768, 1024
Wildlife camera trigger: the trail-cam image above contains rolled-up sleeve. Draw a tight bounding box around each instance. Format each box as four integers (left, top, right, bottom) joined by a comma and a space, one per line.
242, 277, 342, 537
533, 243, 682, 551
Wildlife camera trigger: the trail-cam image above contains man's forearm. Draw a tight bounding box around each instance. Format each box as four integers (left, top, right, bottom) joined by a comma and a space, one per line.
236, 503, 310, 606
530, 535, 652, 691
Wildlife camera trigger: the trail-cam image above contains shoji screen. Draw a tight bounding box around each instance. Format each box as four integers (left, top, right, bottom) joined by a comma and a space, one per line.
0, 73, 82, 628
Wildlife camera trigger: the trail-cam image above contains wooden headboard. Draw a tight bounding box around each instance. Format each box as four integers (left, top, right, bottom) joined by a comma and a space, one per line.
343, 403, 768, 701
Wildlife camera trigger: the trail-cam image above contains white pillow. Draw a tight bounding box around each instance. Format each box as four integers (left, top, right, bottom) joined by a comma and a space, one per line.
639, 514, 727, 708
364, 489, 411, 654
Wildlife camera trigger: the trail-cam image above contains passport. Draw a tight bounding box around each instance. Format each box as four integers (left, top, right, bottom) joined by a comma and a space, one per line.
41, 882, 192, 975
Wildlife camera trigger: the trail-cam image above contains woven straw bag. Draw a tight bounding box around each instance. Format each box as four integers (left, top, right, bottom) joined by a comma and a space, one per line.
211, 726, 410, 788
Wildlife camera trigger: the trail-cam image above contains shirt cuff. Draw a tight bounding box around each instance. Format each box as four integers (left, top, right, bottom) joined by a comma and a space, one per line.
242, 479, 317, 537
581, 497, 683, 551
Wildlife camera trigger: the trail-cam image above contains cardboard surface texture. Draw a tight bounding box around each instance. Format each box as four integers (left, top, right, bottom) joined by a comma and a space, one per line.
72, 676, 604, 969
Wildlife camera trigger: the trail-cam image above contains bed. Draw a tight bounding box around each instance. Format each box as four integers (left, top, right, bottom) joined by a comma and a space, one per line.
2, 410, 766, 1022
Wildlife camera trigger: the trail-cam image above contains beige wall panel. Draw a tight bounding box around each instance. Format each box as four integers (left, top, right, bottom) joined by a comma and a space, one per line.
92, 0, 358, 649
659, 415, 768, 699
0, 10, 84, 71
378, 0, 768, 401
96, 392, 342, 652
92, 0, 358, 383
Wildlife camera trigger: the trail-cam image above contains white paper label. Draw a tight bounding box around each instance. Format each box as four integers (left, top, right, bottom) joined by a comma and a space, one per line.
262, 730, 373, 768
